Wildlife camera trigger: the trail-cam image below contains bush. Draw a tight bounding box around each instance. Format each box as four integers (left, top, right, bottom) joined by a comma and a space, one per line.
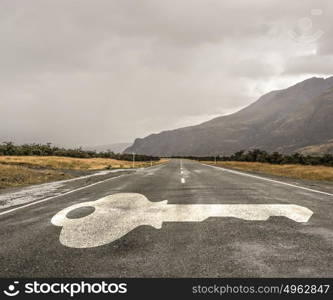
0, 142, 160, 162
173, 149, 333, 167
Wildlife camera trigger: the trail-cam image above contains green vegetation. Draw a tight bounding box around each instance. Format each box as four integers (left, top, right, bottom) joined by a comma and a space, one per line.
0, 142, 159, 161
174, 149, 333, 167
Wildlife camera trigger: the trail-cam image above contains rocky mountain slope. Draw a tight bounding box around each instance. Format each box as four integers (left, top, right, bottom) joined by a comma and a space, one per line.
125, 76, 333, 156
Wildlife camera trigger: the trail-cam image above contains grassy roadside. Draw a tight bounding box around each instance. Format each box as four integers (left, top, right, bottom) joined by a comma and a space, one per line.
0, 156, 166, 170
0, 156, 167, 189
201, 161, 333, 182
0, 164, 72, 189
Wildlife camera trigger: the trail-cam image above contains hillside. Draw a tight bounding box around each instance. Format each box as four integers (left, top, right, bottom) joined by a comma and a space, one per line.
125, 76, 333, 156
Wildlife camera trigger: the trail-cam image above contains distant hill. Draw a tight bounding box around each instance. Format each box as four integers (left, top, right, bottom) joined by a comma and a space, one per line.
85, 142, 131, 154
125, 76, 333, 156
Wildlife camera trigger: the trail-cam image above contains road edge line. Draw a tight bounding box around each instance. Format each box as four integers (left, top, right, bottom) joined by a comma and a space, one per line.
203, 163, 333, 197
0, 173, 130, 217
0, 162, 169, 217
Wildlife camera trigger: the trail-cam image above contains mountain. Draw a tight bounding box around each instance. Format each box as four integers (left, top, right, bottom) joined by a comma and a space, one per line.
84, 142, 131, 153
125, 76, 333, 156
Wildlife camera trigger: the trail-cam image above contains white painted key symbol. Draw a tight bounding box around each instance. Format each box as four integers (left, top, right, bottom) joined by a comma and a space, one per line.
51, 193, 313, 248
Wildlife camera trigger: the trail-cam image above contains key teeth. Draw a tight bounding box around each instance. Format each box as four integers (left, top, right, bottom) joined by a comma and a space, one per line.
285, 205, 314, 223
150, 221, 163, 229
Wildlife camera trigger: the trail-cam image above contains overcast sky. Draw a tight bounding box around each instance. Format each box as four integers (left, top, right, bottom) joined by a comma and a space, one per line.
1, 0, 332, 147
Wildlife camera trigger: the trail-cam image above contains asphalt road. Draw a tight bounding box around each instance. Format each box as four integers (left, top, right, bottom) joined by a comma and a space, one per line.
0, 159, 332, 277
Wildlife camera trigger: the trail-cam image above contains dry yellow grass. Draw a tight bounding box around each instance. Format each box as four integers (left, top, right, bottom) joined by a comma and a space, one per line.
0, 156, 168, 189
202, 161, 333, 181
0, 164, 72, 189
0, 156, 166, 170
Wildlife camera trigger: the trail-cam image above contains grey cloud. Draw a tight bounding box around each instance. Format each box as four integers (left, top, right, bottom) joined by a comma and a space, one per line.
0, 0, 332, 147
284, 55, 333, 75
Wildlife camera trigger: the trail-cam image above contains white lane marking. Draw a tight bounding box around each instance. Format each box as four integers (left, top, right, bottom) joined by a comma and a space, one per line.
0, 169, 132, 210
0, 174, 130, 217
180, 159, 186, 183
52, 193, 313, 248
205, 164, 333, 197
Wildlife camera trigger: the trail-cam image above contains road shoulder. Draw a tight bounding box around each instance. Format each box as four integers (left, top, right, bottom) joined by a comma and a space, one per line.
0, 169, 134, 212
